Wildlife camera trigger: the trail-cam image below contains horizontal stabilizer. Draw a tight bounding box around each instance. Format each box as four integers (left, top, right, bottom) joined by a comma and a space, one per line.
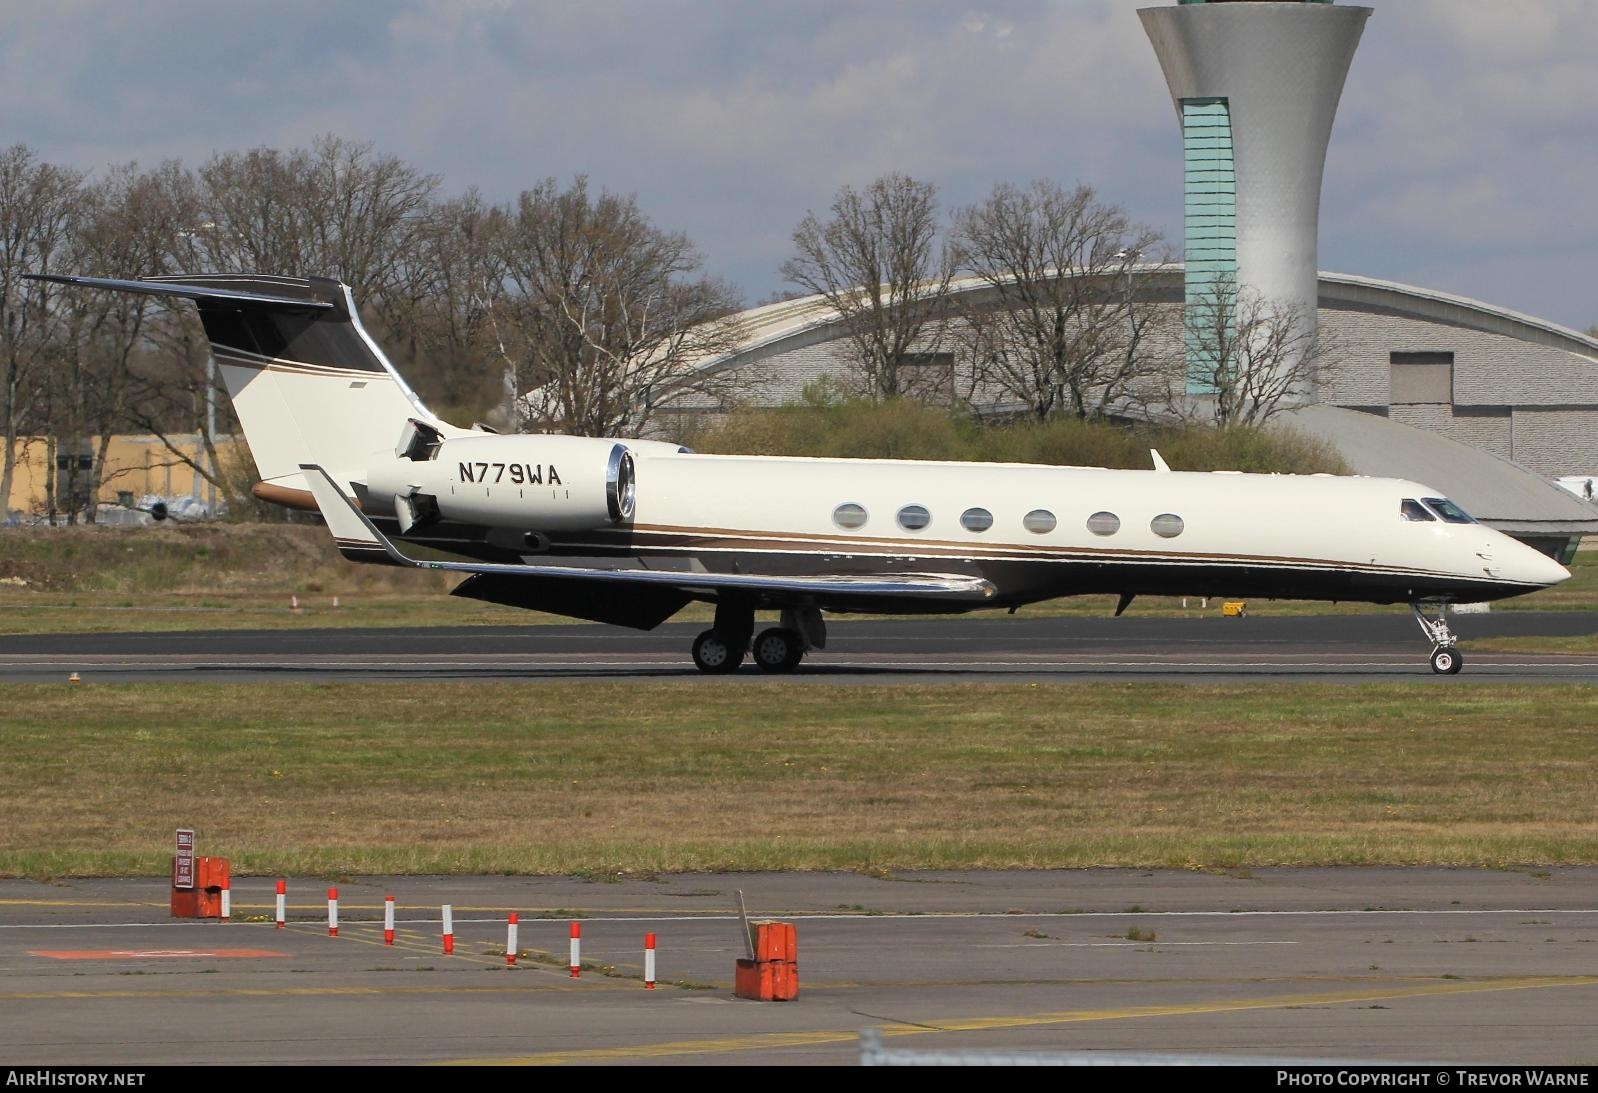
24, 273, 334, 311
298, 464, 996, 603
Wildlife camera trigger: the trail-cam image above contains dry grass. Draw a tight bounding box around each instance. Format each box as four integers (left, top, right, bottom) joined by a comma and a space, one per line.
2, 681, 1596, 878
0, 592, 537, 633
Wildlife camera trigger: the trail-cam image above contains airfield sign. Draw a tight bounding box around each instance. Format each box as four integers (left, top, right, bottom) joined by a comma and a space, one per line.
174, 828, 195, 890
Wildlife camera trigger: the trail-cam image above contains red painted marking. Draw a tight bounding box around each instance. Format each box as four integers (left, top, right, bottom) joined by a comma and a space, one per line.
31, 948, 288, 961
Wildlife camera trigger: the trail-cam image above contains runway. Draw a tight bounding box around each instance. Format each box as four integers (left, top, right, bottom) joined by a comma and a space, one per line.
1, 612, 1596, 682
2, 868, 1594, 1066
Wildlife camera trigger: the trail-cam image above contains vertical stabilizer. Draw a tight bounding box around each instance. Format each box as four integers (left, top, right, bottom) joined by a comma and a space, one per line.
25, 272, 455, 499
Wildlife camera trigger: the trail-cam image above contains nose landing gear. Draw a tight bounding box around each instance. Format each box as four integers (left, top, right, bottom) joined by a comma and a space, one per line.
1412, 602, 1464, 675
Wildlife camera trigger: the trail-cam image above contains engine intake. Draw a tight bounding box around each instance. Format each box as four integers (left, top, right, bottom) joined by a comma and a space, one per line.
607, 444, 635, 522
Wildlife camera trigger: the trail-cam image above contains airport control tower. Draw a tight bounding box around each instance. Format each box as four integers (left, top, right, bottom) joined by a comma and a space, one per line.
1139, 0, 1371, 400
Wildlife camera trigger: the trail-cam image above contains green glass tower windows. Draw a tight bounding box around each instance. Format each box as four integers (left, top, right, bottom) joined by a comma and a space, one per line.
1181, 97, 1236, 394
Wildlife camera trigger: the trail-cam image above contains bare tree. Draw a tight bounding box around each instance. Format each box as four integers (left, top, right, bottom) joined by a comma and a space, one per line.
385, 190, 512, 424
60, 161, 241, 516
950, 181, 1163, 421
37, 161, 210, 522
0, 146, 83, 518
1172, 276, 1338, 428
781, 173, 952, 401
502, 176, 746, 437
192, 136, 438, 301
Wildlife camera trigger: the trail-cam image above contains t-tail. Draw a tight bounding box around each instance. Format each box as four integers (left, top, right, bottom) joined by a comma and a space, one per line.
25, 273, 460, 508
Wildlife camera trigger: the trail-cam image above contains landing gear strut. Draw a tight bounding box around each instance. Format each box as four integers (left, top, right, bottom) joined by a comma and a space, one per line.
1411, 602, 1464, 675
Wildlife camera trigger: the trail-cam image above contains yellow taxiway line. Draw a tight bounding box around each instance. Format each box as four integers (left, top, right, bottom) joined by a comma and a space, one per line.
447, 975, 1598, 1066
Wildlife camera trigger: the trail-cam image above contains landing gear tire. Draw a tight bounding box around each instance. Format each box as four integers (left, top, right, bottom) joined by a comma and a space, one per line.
1429, 646, 1463, 675
692, 629, 744, 674
752, 627, 805, 673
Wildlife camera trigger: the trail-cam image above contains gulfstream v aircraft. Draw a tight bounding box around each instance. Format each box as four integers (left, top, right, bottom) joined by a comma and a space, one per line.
30, 273, 1570, 674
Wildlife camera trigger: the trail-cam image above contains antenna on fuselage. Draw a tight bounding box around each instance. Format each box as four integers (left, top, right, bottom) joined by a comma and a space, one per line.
1150, 449, 1171, 472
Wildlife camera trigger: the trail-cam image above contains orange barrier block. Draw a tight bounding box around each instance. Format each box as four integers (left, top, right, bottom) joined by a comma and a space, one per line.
170, 857, 230, 919
734, 921, 798, 1001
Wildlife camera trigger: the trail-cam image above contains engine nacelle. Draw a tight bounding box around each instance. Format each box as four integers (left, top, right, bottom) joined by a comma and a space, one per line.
366, 432, 639, 533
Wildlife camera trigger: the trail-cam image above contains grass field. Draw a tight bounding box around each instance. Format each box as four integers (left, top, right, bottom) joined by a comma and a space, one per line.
3, 681, 1595, 879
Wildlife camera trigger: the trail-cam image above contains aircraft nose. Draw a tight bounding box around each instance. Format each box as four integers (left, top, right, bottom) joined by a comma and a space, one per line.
1497, 539, 1571, 588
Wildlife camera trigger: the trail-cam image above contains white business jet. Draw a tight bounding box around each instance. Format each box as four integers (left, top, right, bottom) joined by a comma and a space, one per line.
29, 273, 1570, 675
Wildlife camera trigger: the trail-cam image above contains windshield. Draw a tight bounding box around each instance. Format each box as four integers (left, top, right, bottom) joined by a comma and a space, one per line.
1421, 497, 1475, 524
1400, 498, 1435, 522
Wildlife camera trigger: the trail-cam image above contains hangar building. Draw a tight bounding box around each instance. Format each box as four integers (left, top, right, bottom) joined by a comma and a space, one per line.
658, 269, 1598, 560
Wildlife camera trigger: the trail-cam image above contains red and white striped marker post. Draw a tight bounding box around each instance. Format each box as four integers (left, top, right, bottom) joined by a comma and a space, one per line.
275, 880, 286, 929
220, 877, 231, 922
644, 933, 656, 990
442, 904, 454, 955
383, 895, 395, 945
327, 887, 339, 937
506, 913, 519, 967
569, 921, 581, 978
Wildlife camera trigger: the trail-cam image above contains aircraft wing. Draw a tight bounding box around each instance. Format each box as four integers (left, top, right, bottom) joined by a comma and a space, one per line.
300, 464, 997, 604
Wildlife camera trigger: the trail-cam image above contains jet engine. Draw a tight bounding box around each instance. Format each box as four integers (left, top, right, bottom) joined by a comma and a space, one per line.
365, 422, 652, 534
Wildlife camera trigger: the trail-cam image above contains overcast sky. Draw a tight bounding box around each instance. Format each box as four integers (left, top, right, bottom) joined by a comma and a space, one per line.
3, 0, 1594, 330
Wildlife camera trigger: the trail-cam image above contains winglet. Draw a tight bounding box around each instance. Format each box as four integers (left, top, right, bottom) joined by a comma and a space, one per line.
299, 464, 406, 567
1150, 449, 1171, 472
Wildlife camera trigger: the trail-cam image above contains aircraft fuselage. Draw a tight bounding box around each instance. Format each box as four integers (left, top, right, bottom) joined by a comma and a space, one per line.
386, 446, 1565, 614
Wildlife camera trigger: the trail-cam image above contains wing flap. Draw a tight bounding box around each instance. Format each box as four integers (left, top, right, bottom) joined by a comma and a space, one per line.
300, 464, 996, 602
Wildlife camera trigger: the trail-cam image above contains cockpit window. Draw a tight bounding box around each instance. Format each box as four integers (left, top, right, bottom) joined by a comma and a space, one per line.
1400, 498, 1435, 522
1422, 497, 1475, 524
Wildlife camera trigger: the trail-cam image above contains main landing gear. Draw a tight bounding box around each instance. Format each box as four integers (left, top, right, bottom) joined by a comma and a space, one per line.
691, 602, 824, 675
1411, 601, 1464, 675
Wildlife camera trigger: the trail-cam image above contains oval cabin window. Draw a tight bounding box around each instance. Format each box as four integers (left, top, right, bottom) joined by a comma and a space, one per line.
1150, 513, 1185, 538
897, 504, 932, 531
1086, 511, 1120, 536
1023, 509, 1057, 534
833, 503, 868, 530
960, 507, 993, 533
